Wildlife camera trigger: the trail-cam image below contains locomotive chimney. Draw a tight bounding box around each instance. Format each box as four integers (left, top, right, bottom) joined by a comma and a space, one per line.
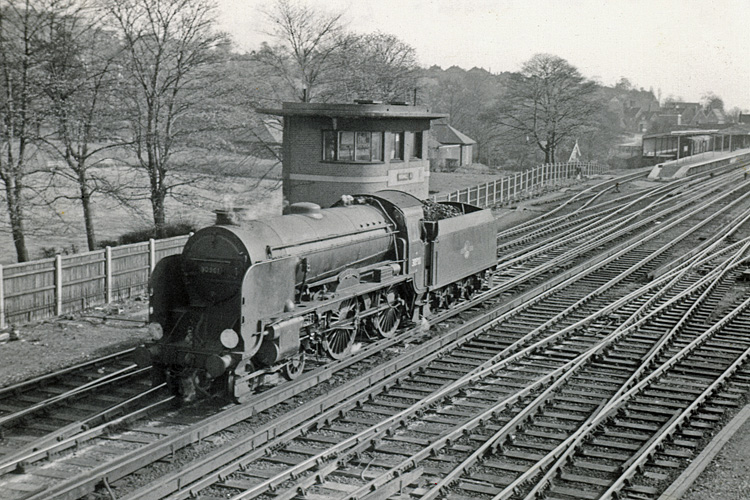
215, 207, 251, 225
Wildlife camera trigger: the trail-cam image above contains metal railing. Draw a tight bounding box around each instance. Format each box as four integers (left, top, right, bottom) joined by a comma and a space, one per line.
431, 161, 603, 207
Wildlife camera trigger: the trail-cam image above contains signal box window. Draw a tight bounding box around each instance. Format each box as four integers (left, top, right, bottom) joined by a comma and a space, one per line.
412, 131, 423, 159
371, 132, 383, 161
322, 130, 384, 162
391, 131, 404, 160
339, 132, 355, 161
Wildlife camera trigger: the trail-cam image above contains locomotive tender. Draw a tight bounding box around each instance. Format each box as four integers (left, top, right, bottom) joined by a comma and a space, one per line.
134, 190, 497, 402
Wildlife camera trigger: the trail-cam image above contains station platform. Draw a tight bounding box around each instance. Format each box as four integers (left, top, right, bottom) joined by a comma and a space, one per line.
648, 147, 750, 180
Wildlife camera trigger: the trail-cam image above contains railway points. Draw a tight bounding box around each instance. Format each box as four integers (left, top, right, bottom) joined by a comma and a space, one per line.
0, 162, 749, 499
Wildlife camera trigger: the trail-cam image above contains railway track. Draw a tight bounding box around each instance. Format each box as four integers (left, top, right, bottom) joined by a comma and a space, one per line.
107, 187, 750, 500
0, 170, 664, 479
2, 170, 741, 499
1, 167, 747, 500
0, 350, 166, 474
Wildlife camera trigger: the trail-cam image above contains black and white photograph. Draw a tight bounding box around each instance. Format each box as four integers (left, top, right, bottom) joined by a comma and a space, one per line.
0, 1, 749, 499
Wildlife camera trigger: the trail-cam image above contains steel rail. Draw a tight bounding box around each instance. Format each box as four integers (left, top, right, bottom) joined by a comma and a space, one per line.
415, 244, 750, 500
0, 383, 171, 475
495, 172, 747, 278
0, 348, 136, 397
336, 198, 750, 499
543, 276, 750, 500
122, 183, 724, 500
507, 242, 750, 500
357, 242, 748, 500
496, 169, 651, 236
497, 172, 729, 258
496, 164, 743, 246
0, 365, 147, 430
600, 333, 750, 499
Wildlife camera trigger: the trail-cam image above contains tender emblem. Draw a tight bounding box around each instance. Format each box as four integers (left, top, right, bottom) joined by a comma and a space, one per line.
461, 240, 474, 259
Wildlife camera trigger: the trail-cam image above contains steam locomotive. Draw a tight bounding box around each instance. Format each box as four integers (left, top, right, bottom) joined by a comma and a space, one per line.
134, 190, 497, 402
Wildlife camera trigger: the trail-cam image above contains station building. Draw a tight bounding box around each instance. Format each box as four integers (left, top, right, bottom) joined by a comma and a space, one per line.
258, 101, 447, 209
642, 126, 750, 163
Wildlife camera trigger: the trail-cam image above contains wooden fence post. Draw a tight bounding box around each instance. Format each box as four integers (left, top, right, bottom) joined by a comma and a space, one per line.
105, 246, 113, 304
55, 255, 63, 316
149, 238, 156, 274
0, 264, 5, 330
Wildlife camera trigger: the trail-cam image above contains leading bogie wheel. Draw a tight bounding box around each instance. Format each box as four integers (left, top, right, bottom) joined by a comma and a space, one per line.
282, 353, 305, 380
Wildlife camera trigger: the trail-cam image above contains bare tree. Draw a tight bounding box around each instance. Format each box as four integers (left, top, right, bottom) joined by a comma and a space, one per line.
336, 31, 418, 102
488, 54, 600, 163
701, 92, 724, 112
37, 5, 124, 250
100, 0, 225, 236
255, 0, 346, 102
0, 0, 67, 262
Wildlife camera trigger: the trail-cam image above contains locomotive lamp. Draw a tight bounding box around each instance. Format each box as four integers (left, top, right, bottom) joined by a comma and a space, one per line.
220, 329, 240, 349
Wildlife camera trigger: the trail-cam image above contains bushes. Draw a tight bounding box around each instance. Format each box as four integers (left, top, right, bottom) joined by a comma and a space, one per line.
40, 244, 80, 258
97, 220, 196, 248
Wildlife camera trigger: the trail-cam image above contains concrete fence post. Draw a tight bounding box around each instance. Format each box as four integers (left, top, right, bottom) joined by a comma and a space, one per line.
149, 238, 156, 274
55, 254, 63, 316
105, 246, 113, 304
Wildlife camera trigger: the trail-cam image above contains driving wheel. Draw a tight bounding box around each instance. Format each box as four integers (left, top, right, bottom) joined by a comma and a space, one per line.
322, 299, 358, 359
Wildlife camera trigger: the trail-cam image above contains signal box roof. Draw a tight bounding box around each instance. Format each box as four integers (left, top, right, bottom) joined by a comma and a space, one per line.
258, 101, 448, 120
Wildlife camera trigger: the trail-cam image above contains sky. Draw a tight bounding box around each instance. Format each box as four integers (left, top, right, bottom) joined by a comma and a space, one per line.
216, 0, 750, 111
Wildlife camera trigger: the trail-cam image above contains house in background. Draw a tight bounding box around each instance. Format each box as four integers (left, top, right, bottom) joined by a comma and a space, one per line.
429, 123, 476, 171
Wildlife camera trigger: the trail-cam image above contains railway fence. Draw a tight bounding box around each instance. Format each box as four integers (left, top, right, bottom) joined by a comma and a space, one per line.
430, 161, 603, 207
0, 236, 189, 329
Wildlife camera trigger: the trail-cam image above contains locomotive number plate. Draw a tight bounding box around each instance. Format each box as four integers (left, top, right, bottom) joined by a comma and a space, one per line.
192, 259, 240, 279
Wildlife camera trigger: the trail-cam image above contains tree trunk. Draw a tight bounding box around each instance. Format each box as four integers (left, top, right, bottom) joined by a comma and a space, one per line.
5, 179, 29, 262
79, 179, 97, 251
151, 191, 167, 239
544, 146, 552, 164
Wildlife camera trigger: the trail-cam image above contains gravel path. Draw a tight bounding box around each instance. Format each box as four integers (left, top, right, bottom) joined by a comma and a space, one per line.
681, 408, 750, 500
0, 300, 150, 387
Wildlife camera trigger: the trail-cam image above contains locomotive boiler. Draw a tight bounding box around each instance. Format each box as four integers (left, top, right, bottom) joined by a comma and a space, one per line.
134, 190, 497, 402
